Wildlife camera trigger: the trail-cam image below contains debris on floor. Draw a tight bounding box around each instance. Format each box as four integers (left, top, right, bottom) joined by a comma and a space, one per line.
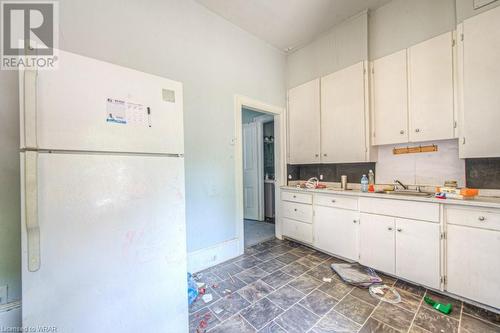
187, 273, 199, 305
369, 284, 402, 304
322, 277, 332, 283
331, 263, 382, 287
202, 293, 213, 303
424, 295, 453, 314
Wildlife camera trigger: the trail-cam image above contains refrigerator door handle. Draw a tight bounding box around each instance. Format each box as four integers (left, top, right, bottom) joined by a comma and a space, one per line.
23, 69, 38, 149
25, 151, 41, 272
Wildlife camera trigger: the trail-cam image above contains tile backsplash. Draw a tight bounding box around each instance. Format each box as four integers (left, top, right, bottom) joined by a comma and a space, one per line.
287, 140, 500, 189
466, 158, 500, 189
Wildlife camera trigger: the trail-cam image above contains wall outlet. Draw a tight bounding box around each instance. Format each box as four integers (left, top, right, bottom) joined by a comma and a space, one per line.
319, 174, 324, 180
0, 285, 7, 305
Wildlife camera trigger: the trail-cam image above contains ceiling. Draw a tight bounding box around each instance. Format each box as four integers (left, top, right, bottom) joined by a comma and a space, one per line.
195, 0, 392, 51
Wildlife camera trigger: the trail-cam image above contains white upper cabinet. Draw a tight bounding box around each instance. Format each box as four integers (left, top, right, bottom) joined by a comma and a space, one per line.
459, 6, 500, 158
287, 79, 321, 164
408, 32, 455, 142
371, 50, 409, 145
320, 62, 369, 163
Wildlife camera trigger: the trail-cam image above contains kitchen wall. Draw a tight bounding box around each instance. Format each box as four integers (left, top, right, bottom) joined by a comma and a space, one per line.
286, 11, 368, 89
0, 0, 286, 304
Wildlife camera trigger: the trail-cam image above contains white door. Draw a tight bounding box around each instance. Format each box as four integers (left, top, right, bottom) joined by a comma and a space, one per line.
321, 62, 367, 163
372, 50, 409, 145
359, 213, 395, 274
460, 6, 500, 158
21, 152, 187, 332
408, 32, 455, 142
447, 225, 500, 308
287, 79, 321, 164
243, 122, 261, 220
395, 218, 440, 289
19, 50, 184, 154
314, 206, 359, 261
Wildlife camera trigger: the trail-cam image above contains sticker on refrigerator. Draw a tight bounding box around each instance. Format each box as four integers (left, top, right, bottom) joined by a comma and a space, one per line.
106, 98, 127, 124
106, 98, 151, 127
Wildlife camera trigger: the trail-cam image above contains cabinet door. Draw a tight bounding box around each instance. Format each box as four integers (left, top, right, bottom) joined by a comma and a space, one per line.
395, 218, 440, 289
359, 213, 395, 274
282, 218, 313, 244
460, 6, 500, 158
321, 62, 368, 163
288, 79, 321, 164
408, 32, 455, 142
314, 206, 359, 261
372, 50, 409, 145
447, 225, 500, 308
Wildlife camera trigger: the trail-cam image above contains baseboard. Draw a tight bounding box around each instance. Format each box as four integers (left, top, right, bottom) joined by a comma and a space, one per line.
0, 301, 21, 329
187, 238, 241, 273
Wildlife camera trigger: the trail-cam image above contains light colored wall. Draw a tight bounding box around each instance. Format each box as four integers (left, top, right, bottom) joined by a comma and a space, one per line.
376, 140, 466, 186
0, 0, 285, 302
0, 71, 21, 303
456, 0, 500, 22
286, 11, 368, 89
369, 0, 456, 60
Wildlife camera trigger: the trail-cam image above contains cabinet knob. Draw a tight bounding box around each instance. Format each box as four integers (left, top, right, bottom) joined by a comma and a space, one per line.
353, 220, 357, 224
478, 216, 486, 222
294, 208, 298, 212
387, 227, 393, 231
323, 153, 327, 157
293, 195, 296, 198
397, 228, 402, 232
400, 130, 405, 134
415, 128, 420, 133
315, 154, 319, 157
331, 199, 336, 203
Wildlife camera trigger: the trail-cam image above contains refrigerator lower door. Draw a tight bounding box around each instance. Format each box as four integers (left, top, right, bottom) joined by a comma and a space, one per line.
20, 152, 187, 332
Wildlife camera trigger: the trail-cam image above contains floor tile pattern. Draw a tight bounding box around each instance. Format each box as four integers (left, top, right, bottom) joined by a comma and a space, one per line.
190, 238, 500, 333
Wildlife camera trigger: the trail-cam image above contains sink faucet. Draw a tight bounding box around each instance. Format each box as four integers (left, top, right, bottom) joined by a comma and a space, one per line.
394, 179, 408, 190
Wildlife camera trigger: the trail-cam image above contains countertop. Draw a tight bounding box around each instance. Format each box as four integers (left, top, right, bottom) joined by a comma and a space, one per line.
280, 185, 500, 210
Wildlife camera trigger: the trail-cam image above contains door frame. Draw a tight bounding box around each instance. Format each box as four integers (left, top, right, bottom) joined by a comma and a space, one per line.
234, 95, 285, 254
253, 114, 274, 222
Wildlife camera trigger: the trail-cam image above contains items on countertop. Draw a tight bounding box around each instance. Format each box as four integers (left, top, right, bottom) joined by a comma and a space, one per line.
361, 174, 369, 193
341, 175, 348, 190
295, 177, 327, 189
435, 180, 479, 200
368, 169, 375, 192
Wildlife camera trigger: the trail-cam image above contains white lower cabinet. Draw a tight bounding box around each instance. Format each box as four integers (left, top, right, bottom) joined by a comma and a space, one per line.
314, 206, 359, 261
359, 213, 395, 274
282, 217, 313, 244
447, 224, 500, 308
359, 213, 440, 289
395, 218, 440, 289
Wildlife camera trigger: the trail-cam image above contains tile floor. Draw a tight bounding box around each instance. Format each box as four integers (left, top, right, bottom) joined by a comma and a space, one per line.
244, 219, 275, 247
189, 238, 500, 333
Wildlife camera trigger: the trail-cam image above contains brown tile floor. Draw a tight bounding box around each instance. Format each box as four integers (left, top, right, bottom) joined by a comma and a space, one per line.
189, 238, 500, 333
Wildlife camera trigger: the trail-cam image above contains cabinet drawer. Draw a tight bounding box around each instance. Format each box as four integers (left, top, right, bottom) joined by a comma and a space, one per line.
315, 194, 358, 210
446, 206, 500, 231
359, 197, 439, 222
282, 201, 313, 223
283, 218, 313, 244
282, 191, 313, 204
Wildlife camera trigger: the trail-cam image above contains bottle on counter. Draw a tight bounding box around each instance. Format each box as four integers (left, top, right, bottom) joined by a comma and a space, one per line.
368, 170, 375, 192
361, 174, 369, 192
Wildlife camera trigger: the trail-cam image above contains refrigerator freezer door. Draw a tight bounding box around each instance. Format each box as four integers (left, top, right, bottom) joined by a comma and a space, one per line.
19, 50, 184, 154
21, 152, 187, 332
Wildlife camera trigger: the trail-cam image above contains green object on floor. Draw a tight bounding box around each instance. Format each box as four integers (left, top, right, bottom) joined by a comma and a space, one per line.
424, 296, 452, 315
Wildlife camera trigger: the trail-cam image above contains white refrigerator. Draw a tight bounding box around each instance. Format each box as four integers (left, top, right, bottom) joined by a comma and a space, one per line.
19, 51, 187, 332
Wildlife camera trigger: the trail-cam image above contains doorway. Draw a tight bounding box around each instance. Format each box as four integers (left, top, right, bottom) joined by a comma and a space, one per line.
234, 96, 285, 254
242, 109, 275, 247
